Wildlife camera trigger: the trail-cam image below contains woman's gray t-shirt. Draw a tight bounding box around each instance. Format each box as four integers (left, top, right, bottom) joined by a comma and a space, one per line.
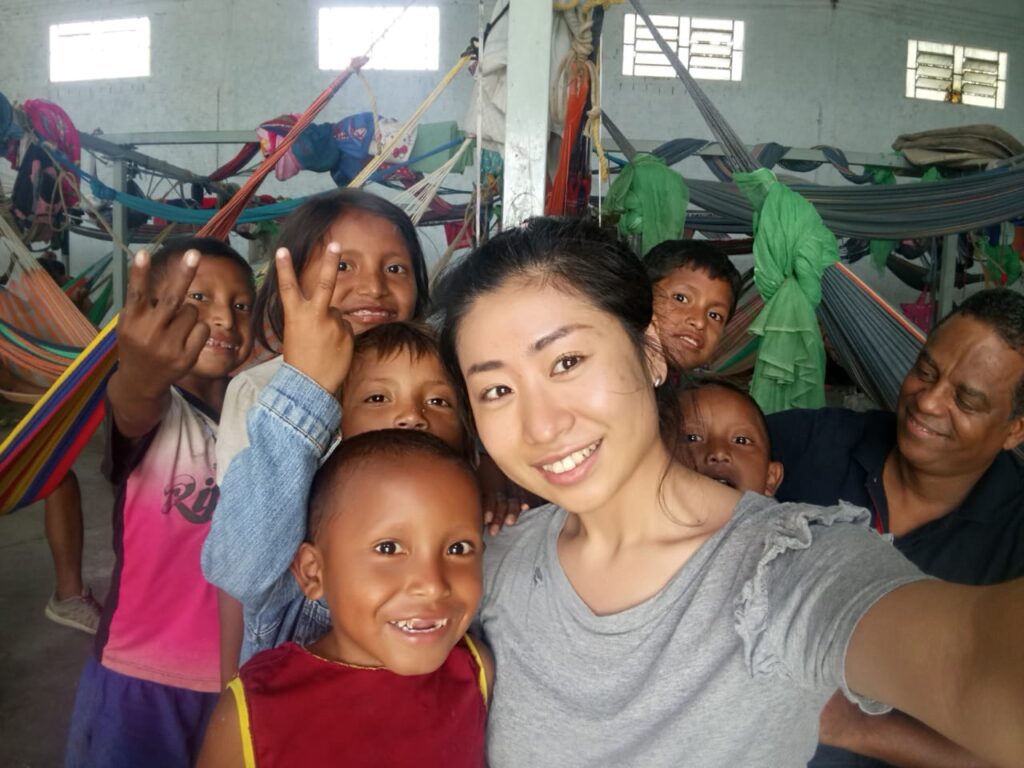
479, 493, 928, 767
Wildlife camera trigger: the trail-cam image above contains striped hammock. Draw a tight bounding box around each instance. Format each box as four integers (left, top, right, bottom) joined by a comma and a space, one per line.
709, 290, 763, 377
0, 215, 100, 396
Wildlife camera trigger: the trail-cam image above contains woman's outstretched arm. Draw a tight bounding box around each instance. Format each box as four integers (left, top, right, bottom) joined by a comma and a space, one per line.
846, 578, 1024, 768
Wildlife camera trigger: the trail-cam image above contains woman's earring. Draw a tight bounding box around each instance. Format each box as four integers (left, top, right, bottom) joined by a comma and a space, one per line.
654, 376, 662, 387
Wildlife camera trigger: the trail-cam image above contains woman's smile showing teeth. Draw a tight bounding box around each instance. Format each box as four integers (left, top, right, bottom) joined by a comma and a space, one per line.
537, 440, 601, 483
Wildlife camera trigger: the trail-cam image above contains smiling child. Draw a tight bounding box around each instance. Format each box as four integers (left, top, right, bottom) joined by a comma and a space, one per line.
198, 430, 491, 768
645, 240, 742, 370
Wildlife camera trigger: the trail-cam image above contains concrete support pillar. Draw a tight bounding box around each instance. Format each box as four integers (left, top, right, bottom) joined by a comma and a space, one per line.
111, 160, 130, 313
937, 233, 958, 320
501, 0, 552, 227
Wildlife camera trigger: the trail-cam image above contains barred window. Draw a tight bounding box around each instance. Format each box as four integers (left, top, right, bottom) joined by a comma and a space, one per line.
622, 14, 744, 81
906, 40, 1007, 109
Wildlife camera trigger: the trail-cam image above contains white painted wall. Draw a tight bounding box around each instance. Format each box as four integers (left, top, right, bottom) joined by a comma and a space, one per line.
602, 0, 1022, 155
0, 0, 481, 194
1, 0, 1021, 292
3, 0, 1019, 181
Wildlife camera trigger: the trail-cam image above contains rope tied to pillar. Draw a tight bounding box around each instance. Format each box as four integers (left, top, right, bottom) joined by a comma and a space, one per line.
547, 0, 620, 212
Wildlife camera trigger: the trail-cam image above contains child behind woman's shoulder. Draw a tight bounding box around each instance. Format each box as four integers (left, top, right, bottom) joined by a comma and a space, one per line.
199, 429, 492, 768
65, 237, 255, 768
645, 240, 742, 371
679, 378, 784, 496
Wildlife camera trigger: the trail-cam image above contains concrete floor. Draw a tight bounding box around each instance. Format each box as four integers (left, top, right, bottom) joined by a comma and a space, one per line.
0, 434, 114, 768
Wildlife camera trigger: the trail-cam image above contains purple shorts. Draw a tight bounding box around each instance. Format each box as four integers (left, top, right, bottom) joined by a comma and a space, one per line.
65, 656, 218, 768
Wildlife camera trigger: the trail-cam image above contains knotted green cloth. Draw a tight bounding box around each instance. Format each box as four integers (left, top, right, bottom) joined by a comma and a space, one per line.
735, 168, 838, 414
605, 155, 688, 256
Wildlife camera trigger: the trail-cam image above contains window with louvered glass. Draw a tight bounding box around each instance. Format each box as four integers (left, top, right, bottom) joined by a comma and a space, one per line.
622, 14, 744, 82
906, 39, 1007, 109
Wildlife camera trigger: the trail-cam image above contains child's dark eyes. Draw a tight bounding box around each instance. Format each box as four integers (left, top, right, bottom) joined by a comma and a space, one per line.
337, 261, 350, 272
685, 433, 703, 443
447, 540, 476, 556
188, 291, 205, 302
733, 435, 753, 445
234, 302, 252, 312
374, 541, 402, 555
673, 293, 688, 303
385, 264, 408, 274
709, 311, 724, 323
426, 397, 452, 408
364, 394, 388, 404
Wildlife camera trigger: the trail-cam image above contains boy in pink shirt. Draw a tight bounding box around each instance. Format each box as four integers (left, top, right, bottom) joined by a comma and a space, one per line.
65, 237, 255, 768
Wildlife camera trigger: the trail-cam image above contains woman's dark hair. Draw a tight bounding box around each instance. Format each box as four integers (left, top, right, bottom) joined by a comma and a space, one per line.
252, 189, 429, 352
435, 216, 682, 451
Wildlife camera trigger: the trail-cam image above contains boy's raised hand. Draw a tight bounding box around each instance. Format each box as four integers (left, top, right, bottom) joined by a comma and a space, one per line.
118, 249, 210, 398
107, 249, 210, 439
277, 243, 354, 395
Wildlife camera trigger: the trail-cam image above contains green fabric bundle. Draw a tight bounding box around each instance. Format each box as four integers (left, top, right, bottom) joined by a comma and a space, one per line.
978, 234, 1021, 287
605, 155, 688, 256
734, 168, 838, 414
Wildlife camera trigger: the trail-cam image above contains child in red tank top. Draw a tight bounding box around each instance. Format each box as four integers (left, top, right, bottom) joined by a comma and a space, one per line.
198, 429, 492, 768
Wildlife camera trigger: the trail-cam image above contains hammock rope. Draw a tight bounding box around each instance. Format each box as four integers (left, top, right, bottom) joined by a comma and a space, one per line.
348, 48, 474, 189
628, 0, 759, 174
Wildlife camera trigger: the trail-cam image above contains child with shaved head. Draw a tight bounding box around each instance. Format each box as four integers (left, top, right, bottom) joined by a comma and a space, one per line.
199, 429, 491, 768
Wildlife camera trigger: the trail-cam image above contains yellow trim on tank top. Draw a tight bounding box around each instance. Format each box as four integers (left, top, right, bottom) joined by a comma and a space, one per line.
463, 634, 489, 705
227, 677, 257, 768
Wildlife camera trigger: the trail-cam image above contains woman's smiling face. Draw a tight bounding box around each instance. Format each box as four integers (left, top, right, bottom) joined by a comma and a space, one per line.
457, 278, 664, 515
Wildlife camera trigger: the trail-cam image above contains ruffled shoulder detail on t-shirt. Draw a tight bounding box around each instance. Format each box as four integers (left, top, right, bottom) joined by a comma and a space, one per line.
734, 499, 891, 714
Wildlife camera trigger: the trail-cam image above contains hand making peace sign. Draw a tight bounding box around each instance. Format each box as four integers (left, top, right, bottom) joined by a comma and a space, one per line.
276, 243, 355, 396
117, 249, 210, 399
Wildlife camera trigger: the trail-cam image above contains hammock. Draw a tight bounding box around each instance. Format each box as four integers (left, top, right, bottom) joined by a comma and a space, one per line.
0, 215, 99, 393
818, 262, 926, 412
683, 169, 1024, 240
0, 59, 366, 515
0, 40, 479, 514
708, 290, 763, 376
701, 242, 877, 378
59, 146, 471, 230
